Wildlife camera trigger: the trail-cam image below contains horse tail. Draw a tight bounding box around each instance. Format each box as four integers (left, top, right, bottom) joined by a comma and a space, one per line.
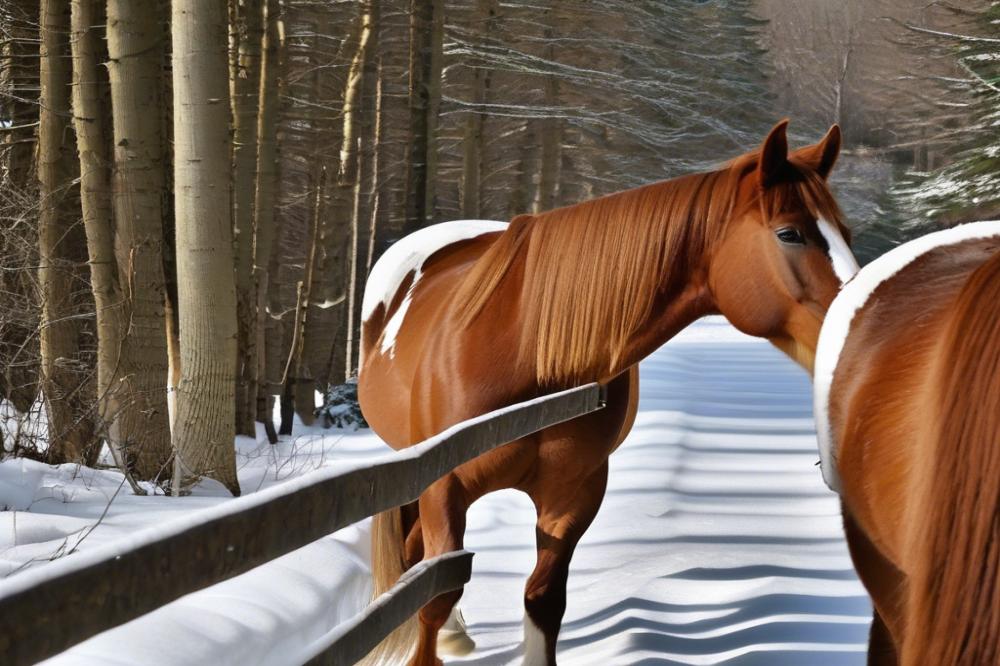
903, 249, 1000, 666
360, 507, 418, 664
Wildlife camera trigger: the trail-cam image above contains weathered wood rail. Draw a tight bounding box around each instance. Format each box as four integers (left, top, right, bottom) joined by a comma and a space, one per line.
0, 383, 604, 665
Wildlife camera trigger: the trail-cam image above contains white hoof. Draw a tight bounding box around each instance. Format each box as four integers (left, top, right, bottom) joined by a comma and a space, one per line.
437, 606, 476, 657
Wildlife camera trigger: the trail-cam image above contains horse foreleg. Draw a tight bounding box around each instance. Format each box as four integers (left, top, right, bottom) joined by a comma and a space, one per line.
409, 473, 470, 666
523, 462, 609, 665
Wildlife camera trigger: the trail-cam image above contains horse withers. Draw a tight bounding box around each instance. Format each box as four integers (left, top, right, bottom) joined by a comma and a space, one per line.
359, 119, 856, 665
814, 221, 1000, 666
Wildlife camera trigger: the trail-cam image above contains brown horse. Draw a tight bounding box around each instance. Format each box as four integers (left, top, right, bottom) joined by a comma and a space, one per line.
814, 220, 1000, 666
358, 119, 855, 666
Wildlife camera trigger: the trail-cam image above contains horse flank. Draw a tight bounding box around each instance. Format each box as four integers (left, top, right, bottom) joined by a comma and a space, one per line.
454, 152, 845, 385
903, 249, 1000, 666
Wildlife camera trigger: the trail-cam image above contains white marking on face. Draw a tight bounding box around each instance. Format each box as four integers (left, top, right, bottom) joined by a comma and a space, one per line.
813, 220, 1000, 492
361, 220, 508, 358
817, 218, 860, 285
523, 615, 548, 666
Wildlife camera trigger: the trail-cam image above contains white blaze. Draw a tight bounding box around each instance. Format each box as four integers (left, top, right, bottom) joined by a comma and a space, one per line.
813, 220, 1000, 493
817, 218, 860, 285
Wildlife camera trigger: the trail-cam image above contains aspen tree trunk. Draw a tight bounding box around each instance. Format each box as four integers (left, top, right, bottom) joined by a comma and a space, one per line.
38, 0, 93, 463
171, 0, 240, 496
402, 0, 444, 233
231, 0, 263, 437
342, 0, 375, 381
252, 0, 280, 437
105, 0, 174, 480
70, 0, 122, 466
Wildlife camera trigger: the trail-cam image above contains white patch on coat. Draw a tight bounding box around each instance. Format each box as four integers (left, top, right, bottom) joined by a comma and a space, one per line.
814, 220, 1000, 492
523, 615, 548, 666
437, 606, 475, 656
360, 220, 508, 360
817, 218, 860, 284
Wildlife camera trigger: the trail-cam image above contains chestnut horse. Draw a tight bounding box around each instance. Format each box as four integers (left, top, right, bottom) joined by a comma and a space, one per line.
814, 221, 1000, 666
358, 120, 856, 665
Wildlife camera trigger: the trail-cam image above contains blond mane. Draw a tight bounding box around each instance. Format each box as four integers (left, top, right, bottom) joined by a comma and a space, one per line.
454, 152, 844, 385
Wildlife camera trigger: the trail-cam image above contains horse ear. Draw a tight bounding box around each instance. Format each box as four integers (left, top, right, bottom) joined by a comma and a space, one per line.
794, 124, 841, 180
757, 119, 789, 188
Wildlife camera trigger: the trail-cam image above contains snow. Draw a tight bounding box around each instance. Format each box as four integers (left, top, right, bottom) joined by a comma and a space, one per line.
813, 220, 1000, 492
1, 317, 870, 665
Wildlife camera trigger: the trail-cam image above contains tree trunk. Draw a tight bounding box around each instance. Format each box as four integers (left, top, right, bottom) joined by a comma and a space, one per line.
70, 0, 122, 469
170, 0, 240, 496
288, 166, 325, 425
402, 0, 444, 233
342, 0, 375, 381
0, 0, 42, 414
535, 28, 562, 214
99, 0, 175, 480
231, 0, 263, 437
252, 0, 280, 437
460, 0, 497, 220
38, 0, 94, 464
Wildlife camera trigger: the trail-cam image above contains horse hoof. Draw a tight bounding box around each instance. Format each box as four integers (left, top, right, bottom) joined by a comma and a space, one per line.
437, 630, 475, 657
437, 607, 476, 656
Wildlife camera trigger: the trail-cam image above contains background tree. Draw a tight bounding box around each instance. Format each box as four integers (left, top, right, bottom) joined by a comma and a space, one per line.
170, 0, 240, 495
37, 0, 94, 464
1, 0, 997, 492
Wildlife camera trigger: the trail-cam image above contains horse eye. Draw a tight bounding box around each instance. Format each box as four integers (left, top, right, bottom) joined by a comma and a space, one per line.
776, 227, 805, 245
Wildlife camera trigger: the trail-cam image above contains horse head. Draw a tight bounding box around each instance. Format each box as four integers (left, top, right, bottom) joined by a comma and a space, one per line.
709, 120, 858, 372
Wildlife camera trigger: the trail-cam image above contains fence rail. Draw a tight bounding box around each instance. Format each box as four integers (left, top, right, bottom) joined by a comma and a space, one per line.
0, 383, 604, 665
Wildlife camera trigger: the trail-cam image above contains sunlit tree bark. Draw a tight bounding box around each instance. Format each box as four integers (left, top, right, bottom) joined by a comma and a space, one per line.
171, 0, 240, 495
38, 0, 93, 463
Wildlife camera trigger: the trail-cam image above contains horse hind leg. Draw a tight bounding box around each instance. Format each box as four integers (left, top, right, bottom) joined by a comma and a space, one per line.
409, 473, 471, 666
523, 462, 609, 665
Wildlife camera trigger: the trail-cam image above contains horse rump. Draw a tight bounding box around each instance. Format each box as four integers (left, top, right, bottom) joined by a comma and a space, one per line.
903, 249, 1000, 666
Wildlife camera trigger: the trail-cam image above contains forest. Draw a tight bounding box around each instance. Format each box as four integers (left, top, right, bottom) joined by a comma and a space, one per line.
0, 0, 997, 496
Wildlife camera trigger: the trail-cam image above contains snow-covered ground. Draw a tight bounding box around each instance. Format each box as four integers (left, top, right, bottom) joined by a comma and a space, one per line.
0, 317, 871, 665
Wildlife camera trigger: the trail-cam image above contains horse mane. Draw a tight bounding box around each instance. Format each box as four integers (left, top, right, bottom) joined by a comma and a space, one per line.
454, 151, 845, 385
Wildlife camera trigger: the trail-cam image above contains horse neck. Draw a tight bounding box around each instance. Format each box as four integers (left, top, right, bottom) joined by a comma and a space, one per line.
507, 183, 719, 387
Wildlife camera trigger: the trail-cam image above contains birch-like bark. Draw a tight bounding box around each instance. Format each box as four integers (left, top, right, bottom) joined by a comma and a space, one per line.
103, 0, 174, 480
342, 0, 375, 381
70, 0, 121, 466
38, 0, 93, 463
171, 0, 240, 496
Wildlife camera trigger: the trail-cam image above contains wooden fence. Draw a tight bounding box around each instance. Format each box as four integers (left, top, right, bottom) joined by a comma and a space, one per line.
0, 383, 604, 665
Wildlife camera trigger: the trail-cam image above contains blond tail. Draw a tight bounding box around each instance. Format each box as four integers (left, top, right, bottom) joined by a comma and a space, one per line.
359, 507, 418, 665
